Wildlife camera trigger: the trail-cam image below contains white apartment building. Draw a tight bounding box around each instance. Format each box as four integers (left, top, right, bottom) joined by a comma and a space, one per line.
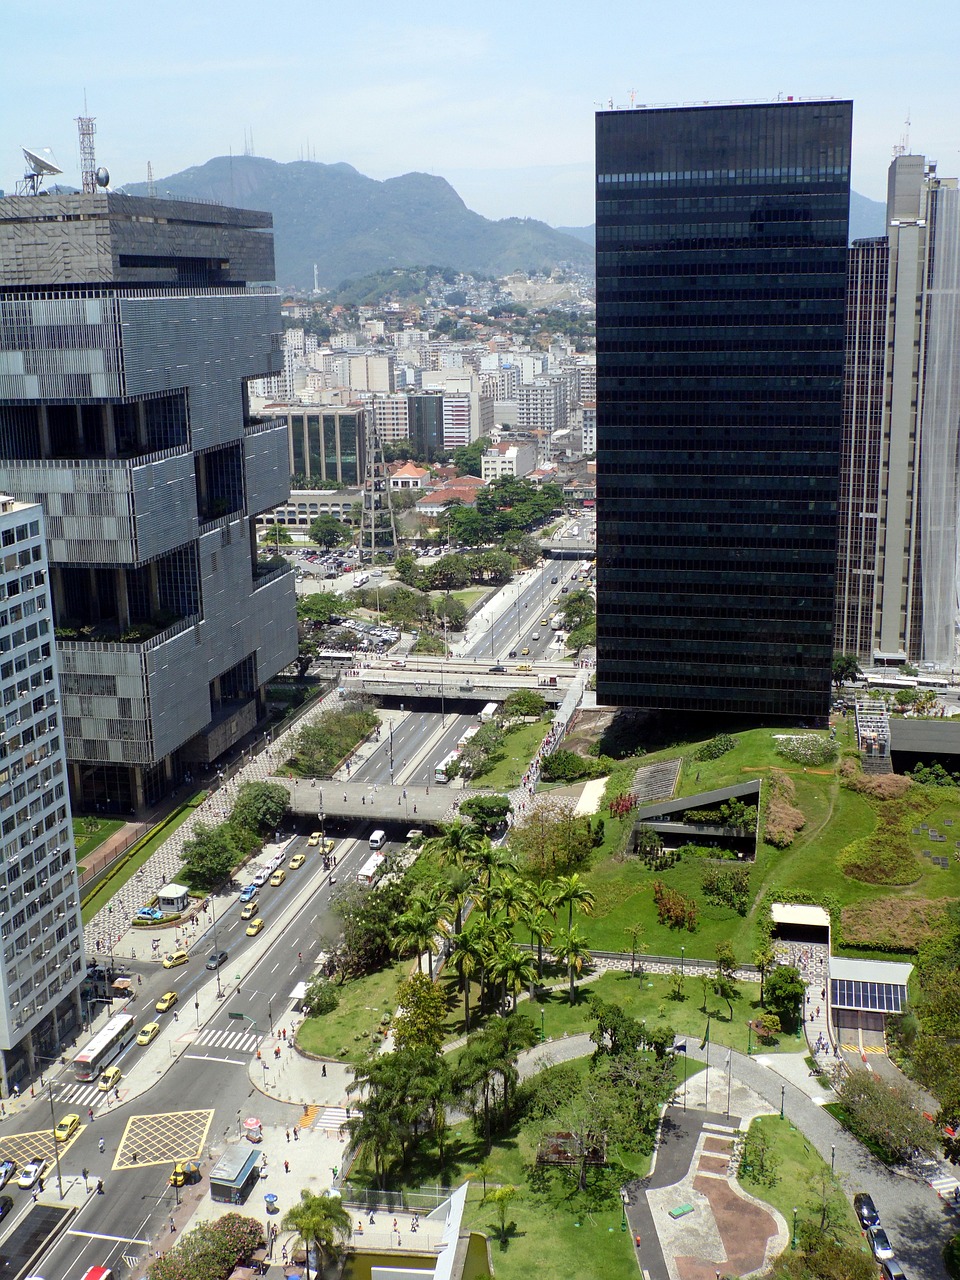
0, 496, 84, 1090
481, 442, 538, 481
581, 400, 597, 454
518, 378, 569, 435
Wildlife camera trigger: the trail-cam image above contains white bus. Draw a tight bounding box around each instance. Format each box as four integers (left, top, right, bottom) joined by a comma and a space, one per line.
356, 852, 386, 885
864, 673, 918, 691
458, 725, 480, 750
73, 1013, 137, 1082
918, 675, 950, 689
478, 702, 499, 724
435, 750, 461, 784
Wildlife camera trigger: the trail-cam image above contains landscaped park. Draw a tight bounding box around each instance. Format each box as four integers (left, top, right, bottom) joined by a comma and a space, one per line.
291, 706, 960, 1280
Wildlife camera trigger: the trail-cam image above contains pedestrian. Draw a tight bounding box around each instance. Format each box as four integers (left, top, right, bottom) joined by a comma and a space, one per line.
321, 1063, 327, 1078
393, 1218, 398, 1231
88, 1107, 94, 1122
137, 974, 142, 986
31, 1187, 38, 1202
98, 1137, 105, 1154
282, 1028, 286, 1040
282, 1246, 288, 1263
815, 1006, 821, 1018
169, 1217, 176, 1233
298, 952, 302, 964
286, 1130, 291, 1143
173, 1011, 178, 1022
293, 1126, 299, 1141
284, 1160, 290, 1174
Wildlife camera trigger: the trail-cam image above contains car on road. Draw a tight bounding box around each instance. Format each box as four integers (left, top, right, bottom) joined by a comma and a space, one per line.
561, 586, 569, 593
853, 1193, 880, 1229
868, 1228, 895, 1261
880, 1262, 908, 1280
205, 950, 229, 970
307, 831, 322, 846
136, 1021, 161, 1046
253, 868, 271, 887
238, 884, 258, 903
508, 649, 517, 658
18, 1158, 45, 1189
0, 1195, 12, 1222
323, 838, 336, 854
531, 632, 540, 640
289, 852, 306, 870
520, 646, 530, 656
155, 991, 179, 1013
240, 899, 259, 919
0, 1159, 16, 1188
488, 665, 506, 673
540, 618, 549, 626
270, 869, 286, 887
162, 949, 188, 969
98, 1065, 122, 1093
246, 917, 265, 937
54, 1113, 80, 1142
551, 576, 559, 584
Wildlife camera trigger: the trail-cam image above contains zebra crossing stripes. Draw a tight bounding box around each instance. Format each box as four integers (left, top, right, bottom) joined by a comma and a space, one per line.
55, 1081, 107, 1108
927, 1173, 960, 1203
194, 1027, 260, 1054
317, 1106, 350, 1132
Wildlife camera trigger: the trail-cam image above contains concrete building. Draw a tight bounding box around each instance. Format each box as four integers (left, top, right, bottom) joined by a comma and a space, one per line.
0, 193, 296, 812
389, 462, 429, 490
257, 488, 361, 532
481, 442, 537, 481
285, 406, 368, 487
581, 400, 597, 455
0, 495, 85, 1090
836, 155, 960, 667
517, 378, 568, 436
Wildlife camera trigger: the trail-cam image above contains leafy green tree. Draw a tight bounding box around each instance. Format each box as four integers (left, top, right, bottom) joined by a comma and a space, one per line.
509, 800, 594, 877
295, 623, 320, 678
290, 708, 379, 777
754, 1012, 781, 1043
480, 1184, 518, 1244
458, 793, 512, 833
393, 972, 449, 1053
623, 922, 648, 977
453, 437, 491, 478
836, 1069, 936, 1161
429, 555, 471, 591
565, 619, 597, 652
713, 941, 741, 1019
297, 592, 347, 625
180, 822, 239, 892
148, 1213, 264, 1280
302, 974, 340, 1016
453, 1014, 537, 1151
589, 995, 643, 1058
561, 588, 596, 632
393, 551, 423, 587
281, 1192, 352, 1280
229, 782, 289, 835
435, 593, 467, 630
832, 652, 862, 689
501, 688, 547, 719
752, 942, 776, 1004
309, 514, 349, 548
330, 879, 408, 978
261, 523, 293, 545
764, 964, 806, 1029
447, 506, 488, 547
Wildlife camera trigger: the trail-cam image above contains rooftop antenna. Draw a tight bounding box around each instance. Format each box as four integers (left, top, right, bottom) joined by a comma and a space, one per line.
15, 146, 62, 196
893, 110, 911, 158
76, 96, 98, 193
146, 161, 156, 198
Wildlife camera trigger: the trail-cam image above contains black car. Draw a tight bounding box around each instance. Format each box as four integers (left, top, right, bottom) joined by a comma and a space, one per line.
205, 950, 229, 970
0, 1195, 12, 1222
508, 650, 518, 658
551, 576, 559, 584
488, 665, 506, 673
853, 1192, 880, 1229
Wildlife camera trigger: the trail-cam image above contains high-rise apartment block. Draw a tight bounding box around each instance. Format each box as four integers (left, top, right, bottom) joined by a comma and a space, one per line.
836, 155, 960, 667
0, 194, 296, 813
596, 100, 852, 719
0, 495, 84, 1089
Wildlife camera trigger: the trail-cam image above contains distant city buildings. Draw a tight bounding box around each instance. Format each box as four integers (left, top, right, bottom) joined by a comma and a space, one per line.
596, 99, 852, 721
481, 442, 538, 482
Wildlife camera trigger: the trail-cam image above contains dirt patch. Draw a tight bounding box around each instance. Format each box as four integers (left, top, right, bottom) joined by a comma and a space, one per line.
703, 1137, 733, 1153
562, 708, 619, 757
841, 895, 955, 952
697, 1155, 730, 1174
675, 1174, 778, 1280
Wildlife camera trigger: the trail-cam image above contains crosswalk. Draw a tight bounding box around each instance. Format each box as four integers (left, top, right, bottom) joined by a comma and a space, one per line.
193, 1027, 260, 1054
317, 1106, 350, 1132
55, 1081, 110, 1108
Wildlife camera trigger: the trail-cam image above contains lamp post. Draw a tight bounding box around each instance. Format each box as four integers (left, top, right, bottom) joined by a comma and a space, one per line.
680, 946, 685, 979
747, 1020, 753, 1055
539, 1006, 545, 1043
45, 1081, 65, 1199
620, 1190, 628, 1232
780, 1084, 785, 1121
209, 895, 223, 999
830, 1144, 835, 1174
792, 1206, 798, 1250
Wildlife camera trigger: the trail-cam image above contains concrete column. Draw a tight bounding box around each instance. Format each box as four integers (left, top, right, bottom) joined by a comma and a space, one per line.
38, 405, 51, 458
137, 401, 149, 452
115, 569, 130, 629
148, 562, 161, 615
50, 566, 66, 623
75, 404, 85, 450
133, 766, 147, 815
88, 568, 101, 621
103, 404, 118, 458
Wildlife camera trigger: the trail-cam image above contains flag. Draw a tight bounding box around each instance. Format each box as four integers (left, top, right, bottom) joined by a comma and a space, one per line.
699, 1017, 711, 1051
675, 1040, 687, 1053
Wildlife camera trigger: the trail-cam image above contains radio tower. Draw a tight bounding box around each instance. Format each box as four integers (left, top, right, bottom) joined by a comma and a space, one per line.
359, 416, 398, 565
146, 161, 156, 198
76, 104, 97, 195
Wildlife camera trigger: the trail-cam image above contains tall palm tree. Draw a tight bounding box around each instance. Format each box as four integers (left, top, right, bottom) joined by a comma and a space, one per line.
421, 818, 486, 870
469, 915, 510, 1010
554, 872, 596, 932
489, 872, 529, 925
490, 945, 538, 1012
465, 841, 517, 912
396, 893, 450, 979
552, 925, 592, 1003
448, 925, 486, 1031
281, 1190, 352, 1279
444, 863, 475, 935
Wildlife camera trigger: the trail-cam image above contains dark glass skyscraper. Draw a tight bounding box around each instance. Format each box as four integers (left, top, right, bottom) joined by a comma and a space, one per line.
596, 100, 852, 720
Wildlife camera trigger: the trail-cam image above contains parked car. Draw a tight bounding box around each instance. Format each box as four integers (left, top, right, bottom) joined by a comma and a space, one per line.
0, 1159, 16, 1188
0, 1195, 12, 1221
881, 1262, 908, 1280
868, 1228, 895, 1261
853, 1193, 880, 1229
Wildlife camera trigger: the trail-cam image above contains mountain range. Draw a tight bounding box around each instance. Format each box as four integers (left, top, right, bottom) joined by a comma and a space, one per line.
124, 156, 888, 292
125, 156, 594, 292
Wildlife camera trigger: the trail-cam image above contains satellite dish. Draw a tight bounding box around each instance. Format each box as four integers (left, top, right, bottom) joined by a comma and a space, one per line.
22, 147, 62, 178
95, 166, 110, 188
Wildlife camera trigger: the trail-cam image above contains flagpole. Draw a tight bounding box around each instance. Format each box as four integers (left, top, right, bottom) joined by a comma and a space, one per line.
726, 1051, 732, 1117
703, 1016, 710, 1108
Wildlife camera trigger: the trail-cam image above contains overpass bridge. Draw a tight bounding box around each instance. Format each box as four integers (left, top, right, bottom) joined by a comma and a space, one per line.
277, 776, 462, 829
341, 657, 574, 706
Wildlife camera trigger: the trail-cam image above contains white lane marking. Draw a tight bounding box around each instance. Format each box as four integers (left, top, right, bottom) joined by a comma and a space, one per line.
182, 1053, 246, 1066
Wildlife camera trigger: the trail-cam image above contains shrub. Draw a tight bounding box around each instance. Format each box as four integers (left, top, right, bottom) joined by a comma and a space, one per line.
700, 865, 751, 915
652, 879, 698, 931
288, 708, 379, 776
907, 761, 960, 787
774, 733, 837, 766
763, 769, 806, 847
841, 897, 950, 953
303, 975, 340, 1016
695, 733, 737, 761
839, 832, 922, 885
540, 749, 605, 783
839, 759, 913, 798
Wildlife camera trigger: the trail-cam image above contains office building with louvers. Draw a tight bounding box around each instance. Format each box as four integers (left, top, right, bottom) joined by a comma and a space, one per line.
0, 193, 296, 813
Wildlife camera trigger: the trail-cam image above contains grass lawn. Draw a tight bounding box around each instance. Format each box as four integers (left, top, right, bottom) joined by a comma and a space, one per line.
738, 1114, 862, 1249
296, 962, 410, 1062
80, 795, 205, 924
73, 816, 125, 864
448, 589, 488, 610
571, 723, 960, 963
471, 719, 550, 791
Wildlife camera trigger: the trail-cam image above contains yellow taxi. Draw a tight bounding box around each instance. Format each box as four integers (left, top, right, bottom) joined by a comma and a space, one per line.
245, 917, 264, 937
98, 1065, 122, 1092
54, 1113, 80, 1142
323, 838, 336, 855
288, 853, 306, 870
162, 949, 188, 969
540, 617, 549, 626
520, 646, 530, 656
136, 1021, 161, 1046
307, 831, 322, 847
240, 901, 258, 920
155, 991, 179, 1013
269, 869, 286, 887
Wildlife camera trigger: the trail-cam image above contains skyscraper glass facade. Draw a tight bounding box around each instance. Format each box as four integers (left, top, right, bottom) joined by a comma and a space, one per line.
596, 100, 852, 719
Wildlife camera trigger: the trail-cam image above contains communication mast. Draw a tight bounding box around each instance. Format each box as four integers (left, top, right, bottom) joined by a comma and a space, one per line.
76, 110, 97, 194
359, 415, 398, 565
146, 161, 156, 198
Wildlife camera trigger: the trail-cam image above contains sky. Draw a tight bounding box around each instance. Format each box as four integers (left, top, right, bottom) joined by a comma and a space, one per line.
3, 0, 960, 227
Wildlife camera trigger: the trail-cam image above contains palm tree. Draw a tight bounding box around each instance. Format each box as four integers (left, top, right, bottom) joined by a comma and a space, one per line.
554, 872, 596, 932
448, 925, 486, 1031
552, 925, 592, 1002
490, 945, 538, 1011
281, 1190, 352, 1279
465, 841, 517, 911
519, 902, 554, 981
421, 818, 486, 870
444, 863, 475, 935
489, 872, 529, 925
396, 893, 450, 979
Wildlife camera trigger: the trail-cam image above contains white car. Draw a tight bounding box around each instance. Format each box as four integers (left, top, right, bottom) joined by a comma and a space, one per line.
18, 1158, 46, 1189
253, 868, 270, 887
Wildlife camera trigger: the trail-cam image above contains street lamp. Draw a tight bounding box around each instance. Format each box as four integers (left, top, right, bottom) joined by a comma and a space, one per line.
539, 1006, 545, 1042
45, 1081, 65, 1199
620, 1190, 628, 1232
780, 1085, 785, 1120
680, 946, 684, 978
792, 1206, 798, 1250
830, 1144, 835, 1174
